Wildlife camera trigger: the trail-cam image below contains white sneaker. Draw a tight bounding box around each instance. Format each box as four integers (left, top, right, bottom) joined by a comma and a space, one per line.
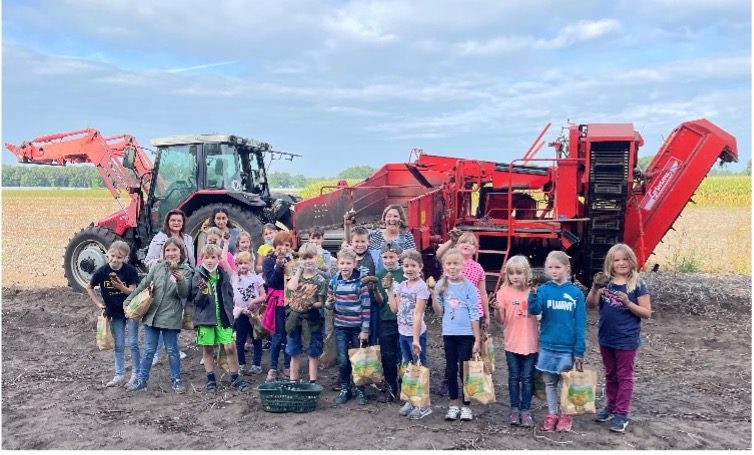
152, 355, 162, 366
179, 350, 187, 360
408, 406, 433, 420
460, 406, 473, 421
399, 402, 415, 416
124, 375, 138, 388
106, 375, 126, 387
445, 405, 461, 421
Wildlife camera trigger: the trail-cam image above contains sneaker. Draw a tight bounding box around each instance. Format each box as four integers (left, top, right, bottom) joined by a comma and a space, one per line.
555, 414, 573, 432
460, 406, 473, 421
238, 365, 249, 376
400, 402, 415, 416
199, 357, 205, 365
510, 408, 520, 426
231, 377, 250, 392
262, 340, 271, 351
249, 365, 263, 374
541, 413, 558, 432
376, 385, 396, 403
128, 379, 147, 392
124, 375, 138, 389
179, 350, 187, 360
520, 411, 534, 428
172, 379, 186, 394
408, 406, 433, 420
265, 369, 278, 383
445, 405, 461, 421
595, 406, 614, 422
152, 355, 162, 366
106, 375, 126, 387
335, 386, 351, 404
609, 414, 629, 433
354, 386, 367, 405
206, 381, 217, 394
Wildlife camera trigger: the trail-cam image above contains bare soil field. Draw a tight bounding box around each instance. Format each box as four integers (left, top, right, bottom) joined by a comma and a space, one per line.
1, 271, 751, 450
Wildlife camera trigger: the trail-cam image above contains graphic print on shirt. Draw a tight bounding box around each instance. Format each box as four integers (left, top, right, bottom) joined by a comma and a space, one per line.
396, 290, 417, 327
601, 289, 626, 309
448, 294, 461, 320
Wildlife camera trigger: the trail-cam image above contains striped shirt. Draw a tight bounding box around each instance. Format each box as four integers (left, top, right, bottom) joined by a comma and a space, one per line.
368, 229, 417, 252
328, 270, 371, 332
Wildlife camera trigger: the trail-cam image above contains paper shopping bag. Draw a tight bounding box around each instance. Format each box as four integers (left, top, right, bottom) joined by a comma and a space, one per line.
400, 361, 430, 408
125, 284, 154, 320
348, 345, 383, 386
560, 369, 597, 415
181, 301, 194, 330
481, 334, 496, 374
96, 312, 114, 351
463, 355, 496, 405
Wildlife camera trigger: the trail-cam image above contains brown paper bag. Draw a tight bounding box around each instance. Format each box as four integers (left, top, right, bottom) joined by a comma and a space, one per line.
463, 354, 496, 405
400, 361, 431, 408
96, 312, 114, 351
348, 345, 383, 386
125, 284, 154, 320
319, 309, 337, 369
560, 369, 597, 415
181, 301, 194, 331
481, 334, 496, 374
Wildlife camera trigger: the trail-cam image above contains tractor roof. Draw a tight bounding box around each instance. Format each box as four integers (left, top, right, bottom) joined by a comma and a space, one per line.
150, 134, 270, 149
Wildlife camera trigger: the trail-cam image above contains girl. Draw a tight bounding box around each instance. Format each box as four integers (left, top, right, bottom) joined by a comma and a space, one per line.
528, 251, 586, 433
198, 227, 236, 274
368, 204, 417, 252
261, 231, 294, 381
256, 223, 277, 273
86, 241, 140, 387
438, 232, 489, 331
422, 248, 480, 422
232, 251, 266, 375
495, 255, 538, 427
125, 238, 193, 393
204, 207, 240, 254
387, 250, 431, 419
587, 244, 651, 433
235, 230, 254, 258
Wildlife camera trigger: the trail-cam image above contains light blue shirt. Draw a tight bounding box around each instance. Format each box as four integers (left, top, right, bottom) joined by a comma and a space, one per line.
435, 279, 479, 336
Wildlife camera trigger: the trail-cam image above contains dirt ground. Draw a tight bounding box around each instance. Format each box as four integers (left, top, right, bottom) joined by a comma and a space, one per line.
1, 272, 750, 450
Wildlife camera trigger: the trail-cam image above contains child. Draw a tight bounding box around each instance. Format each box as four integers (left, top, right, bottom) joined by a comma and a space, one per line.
285, 243, 328, 383
262, 231, 294, 381
425, 248, 481, 422
235, 230, 255, 261
528, 251, 586, 433
191, 243, 250, 394
309, 226, 333, 278
125, 238, 192, 393
199, 227, 236, 274
587, 243, 651, 433
349, 225, 382, 345
496, 255, 539, 427
388, 250, 431, 419
87, 240, 140, 387
326, 247, 371, 405
372, 241, 404, 403
256, 223, 277, 273
232, 251, 266, 375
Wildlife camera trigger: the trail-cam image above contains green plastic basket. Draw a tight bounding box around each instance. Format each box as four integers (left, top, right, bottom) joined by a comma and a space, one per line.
257, 381, 323, 413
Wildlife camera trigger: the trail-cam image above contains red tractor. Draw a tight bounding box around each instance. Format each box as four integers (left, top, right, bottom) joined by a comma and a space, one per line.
6, 129, 299, 292
291, 119, 737, 288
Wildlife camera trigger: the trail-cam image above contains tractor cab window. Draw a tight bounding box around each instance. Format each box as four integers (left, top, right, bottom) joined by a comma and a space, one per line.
248, 152, 268, 195
152, 145, 198, 225
205, 143, 242, 191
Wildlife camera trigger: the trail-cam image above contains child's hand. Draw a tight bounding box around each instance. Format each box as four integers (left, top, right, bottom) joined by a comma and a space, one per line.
472, 339, 481, 354
448, 227, 462, 243
573, 357, 584, 372
613, 291, 630, 306
171, 269, 183, 282
381, 273, 394, 290
358, 332, 368, 342
412, 340, 422, 355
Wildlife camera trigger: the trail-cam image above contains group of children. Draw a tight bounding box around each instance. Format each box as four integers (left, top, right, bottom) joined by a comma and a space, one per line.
89, 214, 651, 434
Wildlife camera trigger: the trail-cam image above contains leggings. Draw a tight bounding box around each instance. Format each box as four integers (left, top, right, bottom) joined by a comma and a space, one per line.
443, 335, 475, 404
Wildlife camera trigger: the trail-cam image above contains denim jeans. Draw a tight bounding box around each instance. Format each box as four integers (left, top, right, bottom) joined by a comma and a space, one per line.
399, 332, 427, 367
269, 306, 291, 370
139, 325, 181, 383
111, 316, 141, 376
235, 314, 263, 367
542, 371, 562, 414
335, 326, 362, 385
505, 350, 537, 411
443, 335, 474, 404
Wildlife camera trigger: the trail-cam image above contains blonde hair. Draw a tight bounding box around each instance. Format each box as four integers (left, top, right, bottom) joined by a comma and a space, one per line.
545, 250, 571, 279
235, 230, 253, 252
503, 255, 532, 289
108, 240, 130, 258
438, 248, 464, 299
456, 232, 478, 248
201, 243, 222, 258
336, 247, 357, 262
604, 243, 640, 293
205, 227, 223, 239
235, 251, 253, 265
298, 242, 319, 259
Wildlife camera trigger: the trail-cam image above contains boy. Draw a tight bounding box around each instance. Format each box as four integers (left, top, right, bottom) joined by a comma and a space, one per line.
326, 247, 371, 405
371, 241, 404, 402
309, 226, 332, 278
349, 225, 382, 345
285, 243, 328, 383
191, 243, 250, 394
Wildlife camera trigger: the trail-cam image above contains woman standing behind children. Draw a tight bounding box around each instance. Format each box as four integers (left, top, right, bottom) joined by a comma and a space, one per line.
528, 251, 586, 433
125, 239, 192, 393
587, 243, 651, 433
424, 248, 481, 422
496, 255, 539, 427
87, 241, 140, 388
232, 251, 266, 375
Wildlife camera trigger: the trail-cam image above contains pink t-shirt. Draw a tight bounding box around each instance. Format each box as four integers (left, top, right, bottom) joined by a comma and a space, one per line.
497, 286, 539, 355
462, 260, 485, 317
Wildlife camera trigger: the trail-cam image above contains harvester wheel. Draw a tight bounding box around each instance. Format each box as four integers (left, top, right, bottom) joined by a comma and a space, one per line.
64, 225, 118, 293
185, 203, 264, 254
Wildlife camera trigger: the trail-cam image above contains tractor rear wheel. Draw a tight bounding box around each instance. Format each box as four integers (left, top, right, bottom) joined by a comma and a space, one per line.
185, 203, 264, 255
64, 225, 118, 293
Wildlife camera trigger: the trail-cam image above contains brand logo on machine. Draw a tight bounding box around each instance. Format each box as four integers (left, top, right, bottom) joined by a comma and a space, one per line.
641, 158, 681, 211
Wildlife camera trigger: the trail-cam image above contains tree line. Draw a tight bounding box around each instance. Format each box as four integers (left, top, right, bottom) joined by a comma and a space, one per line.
1, 164, 377, 188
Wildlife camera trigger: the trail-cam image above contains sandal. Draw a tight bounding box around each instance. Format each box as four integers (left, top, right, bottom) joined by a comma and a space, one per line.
232, 377, 250, 392
206, 381, 217, 394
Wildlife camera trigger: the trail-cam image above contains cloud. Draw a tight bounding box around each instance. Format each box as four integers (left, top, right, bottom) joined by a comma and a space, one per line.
165, 61, 238, 73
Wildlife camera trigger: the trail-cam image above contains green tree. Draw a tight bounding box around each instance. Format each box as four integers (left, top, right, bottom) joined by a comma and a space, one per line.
637, 155, 653, 170
337, 165, 375, 180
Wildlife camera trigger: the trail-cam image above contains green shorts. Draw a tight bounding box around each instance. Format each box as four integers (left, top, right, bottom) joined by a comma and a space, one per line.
196, 325, 234, 346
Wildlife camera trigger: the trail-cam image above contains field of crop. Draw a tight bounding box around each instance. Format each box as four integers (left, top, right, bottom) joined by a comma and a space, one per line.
1, 176, 750, 288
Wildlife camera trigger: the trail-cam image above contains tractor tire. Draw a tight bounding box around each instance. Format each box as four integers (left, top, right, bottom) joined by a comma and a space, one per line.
185, 203, 264, 255
64, 225, 118, 293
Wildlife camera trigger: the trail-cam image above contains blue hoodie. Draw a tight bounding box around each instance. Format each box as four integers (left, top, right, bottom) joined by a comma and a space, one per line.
527, 280, 586, 357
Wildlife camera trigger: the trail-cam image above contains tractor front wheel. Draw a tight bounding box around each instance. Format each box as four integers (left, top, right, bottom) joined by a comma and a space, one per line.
64, 225, 118, 293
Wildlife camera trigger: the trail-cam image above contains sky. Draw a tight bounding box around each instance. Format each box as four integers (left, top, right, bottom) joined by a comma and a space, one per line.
2, 0, 751, 176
